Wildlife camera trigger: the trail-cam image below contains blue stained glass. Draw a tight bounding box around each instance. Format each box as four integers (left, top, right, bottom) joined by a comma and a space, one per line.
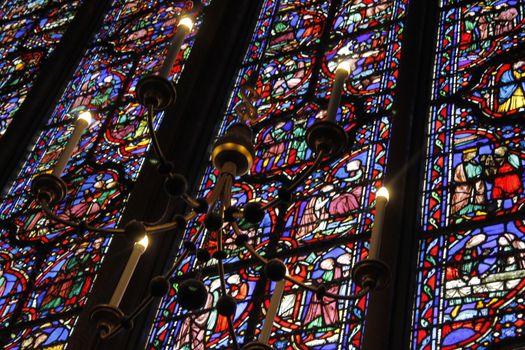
147, 0, 409, 348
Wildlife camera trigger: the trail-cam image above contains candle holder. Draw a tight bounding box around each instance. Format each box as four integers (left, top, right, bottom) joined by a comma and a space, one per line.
305, 120, 348, 157
243, 342, 273, 350
352, 259, 390, 290
31, 173, 68, 205
135, 75, 177, 111
90, 304, 129, 340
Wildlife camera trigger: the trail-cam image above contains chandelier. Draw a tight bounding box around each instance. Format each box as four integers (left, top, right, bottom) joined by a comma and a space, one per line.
29, 16, 391, 350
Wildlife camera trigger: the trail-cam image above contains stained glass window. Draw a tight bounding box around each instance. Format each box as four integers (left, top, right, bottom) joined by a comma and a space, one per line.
413, 1, 525, 348
0, 1, 210, 348
0, 0, 83, 137
147, 0, 409, 348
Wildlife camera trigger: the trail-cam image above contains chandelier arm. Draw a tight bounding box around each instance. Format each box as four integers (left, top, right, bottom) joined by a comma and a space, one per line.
143, 211, 195, 234
283, 275, 319, 294
146, 104, 167, 164
207, 173, 227, 212
40, 199, 80, 228
241, 240, 268, 263
242, 240, 370, 301
39, 199, 124, 235
286, 148, 326, 192
227, 316, 241, 350
217, 258, 240, 350
164, 240, 193, 278
182, 193, 201, 209
127, 295, 155, 323
142, 196, 174, 226
261, 149, 326, 210
216, 222, 240, 350
260, 197, 279, 211
99, 294, 154, 340
222, 174, 233, 208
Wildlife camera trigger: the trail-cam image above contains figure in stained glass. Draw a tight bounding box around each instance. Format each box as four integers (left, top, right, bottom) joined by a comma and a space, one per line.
496, 233, 525, 272
497, 61, 525, 113
451, 149, 486, 218
41, 242, 98, 310
491, 146, 522, 206
261, 121, 287, 169
328, 160, 364, 216
303, 258, 340, 329
495, 3, 518, 36
460, 11, 480, 51
296, 185, 332, 240
0, 265, 23, 321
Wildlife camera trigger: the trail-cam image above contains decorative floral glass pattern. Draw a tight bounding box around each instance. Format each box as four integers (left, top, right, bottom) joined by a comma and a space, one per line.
414, 0, 525, 348
147, 0, 409, 348
0, 0, 210, 348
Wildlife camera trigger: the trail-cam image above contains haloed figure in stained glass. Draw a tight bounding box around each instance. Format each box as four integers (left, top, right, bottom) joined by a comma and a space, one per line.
498, 61, 525, 113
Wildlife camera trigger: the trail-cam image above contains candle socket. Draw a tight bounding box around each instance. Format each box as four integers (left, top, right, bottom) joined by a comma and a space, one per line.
306, 120, 347, 156
352, 259, 390, 291
90, 304, 128, 339
31, 173, 67, 205
136, 75, 177, 111
243, 341, 273, 350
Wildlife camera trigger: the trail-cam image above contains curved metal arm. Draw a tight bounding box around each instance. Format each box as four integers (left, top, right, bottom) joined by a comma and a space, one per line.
146, 104, 167, 164
239, 232, 370, 301
182, 193, 202, 209
40, 199, 124, 236
40, 198, 194, 237
214, 180, 241, 350
262, 149, 326, 210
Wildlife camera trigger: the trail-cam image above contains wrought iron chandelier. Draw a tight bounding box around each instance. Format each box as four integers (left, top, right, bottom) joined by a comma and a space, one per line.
29, 16, 390, 350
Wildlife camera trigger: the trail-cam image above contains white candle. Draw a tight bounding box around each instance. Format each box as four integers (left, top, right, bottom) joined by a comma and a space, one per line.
158, 17, 193, 79
52, 111, 92, 176
326, 61, 351, 123
369, 187, 389, 260
259, 279, 285, 344
109, 235, 149, 307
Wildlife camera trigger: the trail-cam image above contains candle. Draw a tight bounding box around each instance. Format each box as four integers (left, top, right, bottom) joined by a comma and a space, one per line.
369, 187, 389, 260
52, 111, 92, 176
158, 17, 194, 79
259, 279, 285, 344
109, 235, 149, 307
326, 61, 351, 123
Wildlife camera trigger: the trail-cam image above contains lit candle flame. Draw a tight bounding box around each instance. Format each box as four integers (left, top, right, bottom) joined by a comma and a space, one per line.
178, 17, 194, 31
136, 235, 149, 249
376, 186, 389, 202
78, 111, 93, 125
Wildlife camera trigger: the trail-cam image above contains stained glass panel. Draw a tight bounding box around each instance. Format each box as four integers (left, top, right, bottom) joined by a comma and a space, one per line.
414, 1, 525, 348
147, 0, 409, 348
0, 0, 211, 347
0, 0, 83, 137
